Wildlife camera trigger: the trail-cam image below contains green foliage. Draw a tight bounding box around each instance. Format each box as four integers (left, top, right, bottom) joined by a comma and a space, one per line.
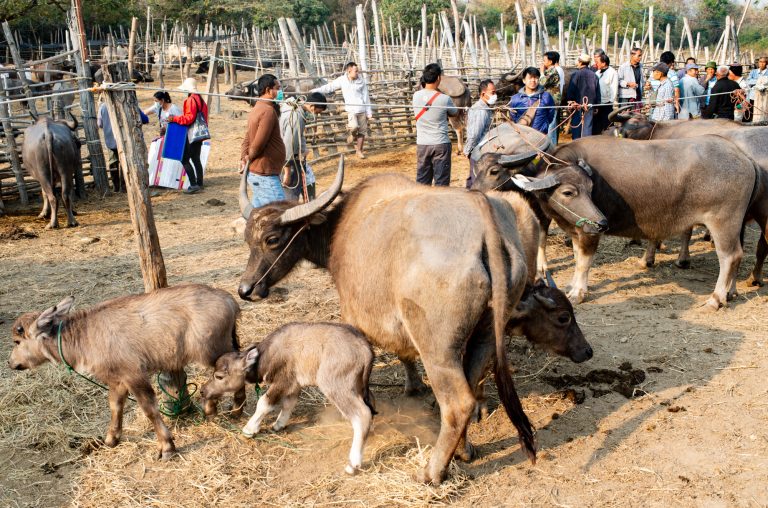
378, 0, 450, 29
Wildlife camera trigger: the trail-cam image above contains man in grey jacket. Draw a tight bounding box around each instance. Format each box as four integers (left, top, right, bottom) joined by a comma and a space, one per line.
279, 92, 327, 202
463, 79, 496, 188
617, 47, 644, 111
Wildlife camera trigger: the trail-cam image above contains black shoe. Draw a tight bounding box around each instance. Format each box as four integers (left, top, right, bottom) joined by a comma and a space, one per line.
184, 185, 201, 194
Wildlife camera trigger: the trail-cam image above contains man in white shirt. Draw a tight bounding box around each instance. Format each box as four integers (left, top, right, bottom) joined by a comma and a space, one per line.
311, 61, 373, 159
593, 53, 618, 134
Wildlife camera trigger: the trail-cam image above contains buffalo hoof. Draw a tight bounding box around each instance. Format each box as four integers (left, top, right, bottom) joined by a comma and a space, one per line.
67, 221, 79, 228
37, 212, 49, 220
566, 288, 586, 304
454, 441, 477, 462
45, 223, 58, 230
638, 257, 654, 269
104, 434, 120, 448
271, 422, 286, 432
675, 259, 691, 269
747, 275, 764, 287
703, 296, 723, 311
344, 464, 360, 475
416, 466, 445, 486
158, 446, 177, 461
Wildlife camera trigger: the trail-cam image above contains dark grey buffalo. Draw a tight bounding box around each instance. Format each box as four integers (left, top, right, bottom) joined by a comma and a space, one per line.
21, 115, 81, 229
236, 159, 592, 484
606, 108, 768, 286
477, 135, 764, 309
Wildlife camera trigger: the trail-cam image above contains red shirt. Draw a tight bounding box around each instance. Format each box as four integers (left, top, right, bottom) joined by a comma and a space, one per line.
171, 94, 209, 126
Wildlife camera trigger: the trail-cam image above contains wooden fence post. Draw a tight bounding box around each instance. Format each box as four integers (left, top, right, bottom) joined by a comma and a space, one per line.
101, 62, 167, 292
67, 6, 110, 195
0, 77, 28, 205
2, 21, 38, 118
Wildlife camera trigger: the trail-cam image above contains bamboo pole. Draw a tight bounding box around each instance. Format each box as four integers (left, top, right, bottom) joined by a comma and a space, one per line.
0, 77, 28, 205
128, 17, 138, 77
355, 5, 369, 72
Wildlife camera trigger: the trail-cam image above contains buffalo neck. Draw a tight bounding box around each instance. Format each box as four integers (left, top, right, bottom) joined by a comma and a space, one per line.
44, 316, 86, 371
301, 202, 345, 268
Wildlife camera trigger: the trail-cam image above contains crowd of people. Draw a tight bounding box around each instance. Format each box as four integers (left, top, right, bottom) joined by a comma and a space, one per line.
98, 51, 766, 203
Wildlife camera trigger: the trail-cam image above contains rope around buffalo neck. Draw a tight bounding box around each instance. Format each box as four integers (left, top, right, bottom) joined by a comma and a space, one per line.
548, 198, 603, 230
55, 321, 201, 418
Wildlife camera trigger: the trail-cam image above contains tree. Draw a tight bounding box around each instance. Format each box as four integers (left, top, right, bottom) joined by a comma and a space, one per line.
378, 0, 450, 29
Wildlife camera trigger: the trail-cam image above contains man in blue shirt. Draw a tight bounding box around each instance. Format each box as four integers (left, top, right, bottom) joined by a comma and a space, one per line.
508, 67, 555, 134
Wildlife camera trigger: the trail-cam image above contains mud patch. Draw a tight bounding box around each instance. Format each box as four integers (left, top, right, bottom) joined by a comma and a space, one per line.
0, 225, 38, 240
543, 367, 647, 399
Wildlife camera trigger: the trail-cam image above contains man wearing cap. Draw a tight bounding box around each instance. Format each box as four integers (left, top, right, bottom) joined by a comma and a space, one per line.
617, 47, 644, 111
168, 77, 209, 194
729, 65, 749, 121
679, 63, 705, 120
678, 57, 697, 80
703, 66, 741, 120
240, 74, 287, 207
649, 63, 675, 121
699, 61, 718, 110
566, 53, 601, 138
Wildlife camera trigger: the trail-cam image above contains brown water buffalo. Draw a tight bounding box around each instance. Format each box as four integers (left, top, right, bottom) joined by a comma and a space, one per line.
21, 114, 81, 228
236, 158, 592, 483
516, 135, 764, 309
8, 284, 241, 460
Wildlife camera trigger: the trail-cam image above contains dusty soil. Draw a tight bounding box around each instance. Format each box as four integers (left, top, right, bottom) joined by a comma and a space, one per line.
1, 79, 767, 507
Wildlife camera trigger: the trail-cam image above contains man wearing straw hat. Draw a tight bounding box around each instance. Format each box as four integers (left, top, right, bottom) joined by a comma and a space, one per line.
168, 77, 209, 194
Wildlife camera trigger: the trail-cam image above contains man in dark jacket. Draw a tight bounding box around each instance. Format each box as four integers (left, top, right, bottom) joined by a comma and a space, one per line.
508, 67, 555, 134
703, 65, 741, 120
566, 53, 601, 138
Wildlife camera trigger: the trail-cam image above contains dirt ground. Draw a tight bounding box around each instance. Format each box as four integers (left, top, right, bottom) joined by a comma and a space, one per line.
1, 79, 767, 507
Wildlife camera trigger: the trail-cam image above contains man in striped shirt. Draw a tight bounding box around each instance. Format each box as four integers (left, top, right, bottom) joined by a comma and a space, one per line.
650, 63, 675, 121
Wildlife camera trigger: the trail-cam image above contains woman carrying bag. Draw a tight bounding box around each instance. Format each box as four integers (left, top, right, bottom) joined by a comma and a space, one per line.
168, 78, 210, 194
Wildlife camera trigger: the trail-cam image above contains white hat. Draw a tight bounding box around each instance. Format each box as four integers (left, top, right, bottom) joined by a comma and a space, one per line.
578, 53, 591, 64
178, 77, 198, 93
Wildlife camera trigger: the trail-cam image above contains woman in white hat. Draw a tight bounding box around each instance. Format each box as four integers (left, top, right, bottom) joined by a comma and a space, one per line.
168, 77, 209, 194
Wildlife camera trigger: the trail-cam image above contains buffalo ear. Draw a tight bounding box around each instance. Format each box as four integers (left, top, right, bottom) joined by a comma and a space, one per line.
577, 159, 593, 176
35, 296, 75, 332
244, 348, 259, 369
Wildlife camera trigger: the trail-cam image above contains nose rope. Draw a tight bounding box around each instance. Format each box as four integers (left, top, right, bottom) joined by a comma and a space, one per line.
549, 198, 603, 230
249, 222, 310, 290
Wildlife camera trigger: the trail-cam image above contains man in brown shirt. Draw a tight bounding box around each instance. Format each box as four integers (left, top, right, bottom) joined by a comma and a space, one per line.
240, 74, 287, 208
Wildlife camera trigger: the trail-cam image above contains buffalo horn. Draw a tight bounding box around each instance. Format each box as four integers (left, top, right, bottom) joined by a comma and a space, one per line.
498, 151, 538, 168
544, 270, 557, 289
64, 110, 78, 131
511, 174, 560, 191
607, 104, 633, 123
533, 291, 558, 310
279, 155, 345, 225
239, 166, 254, 219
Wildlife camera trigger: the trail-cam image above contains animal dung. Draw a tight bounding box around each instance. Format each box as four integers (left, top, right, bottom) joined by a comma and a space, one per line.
544, 368, 647, 399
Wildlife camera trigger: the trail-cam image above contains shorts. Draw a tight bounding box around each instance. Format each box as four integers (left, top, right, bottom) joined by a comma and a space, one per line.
347, 112, 369, 137
247, 172, 285, 208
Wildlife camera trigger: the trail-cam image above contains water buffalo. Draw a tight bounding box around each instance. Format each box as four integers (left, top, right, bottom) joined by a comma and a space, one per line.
9, 284, 241, 460
21, 114, 81, 229
503, 135, 764, 309
236, 158, 592, 483
606, 108, 768, 286
496, 66, 577, 104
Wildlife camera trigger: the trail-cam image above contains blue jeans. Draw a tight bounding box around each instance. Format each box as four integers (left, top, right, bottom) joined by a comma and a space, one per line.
247, 172, 285, 208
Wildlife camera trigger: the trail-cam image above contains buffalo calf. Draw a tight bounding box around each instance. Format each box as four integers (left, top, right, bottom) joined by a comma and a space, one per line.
8, 284, 241, 459
200, 322, 376, 475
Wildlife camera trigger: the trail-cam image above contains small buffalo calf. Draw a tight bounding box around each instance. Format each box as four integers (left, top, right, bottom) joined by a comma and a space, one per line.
8, 284, 241, 459
201, 322, 376, 475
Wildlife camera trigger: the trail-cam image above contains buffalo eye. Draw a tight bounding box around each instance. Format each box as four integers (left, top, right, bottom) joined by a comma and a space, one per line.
265, 236, 280, 247
561, 189, 575, 197
490, 168, 499, 175
557, 313, 571, 325
214, 372, 225, 381
15, 325, 23, 335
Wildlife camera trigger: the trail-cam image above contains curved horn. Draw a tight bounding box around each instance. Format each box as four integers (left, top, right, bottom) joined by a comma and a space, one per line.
498, 151, 539, 168
239, 166, 253, 219
64, 110, 78, 131
511, 174, 560, 191
545, 270, 557, 289
607, 104, 633, 122
279, 155, 345, 225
